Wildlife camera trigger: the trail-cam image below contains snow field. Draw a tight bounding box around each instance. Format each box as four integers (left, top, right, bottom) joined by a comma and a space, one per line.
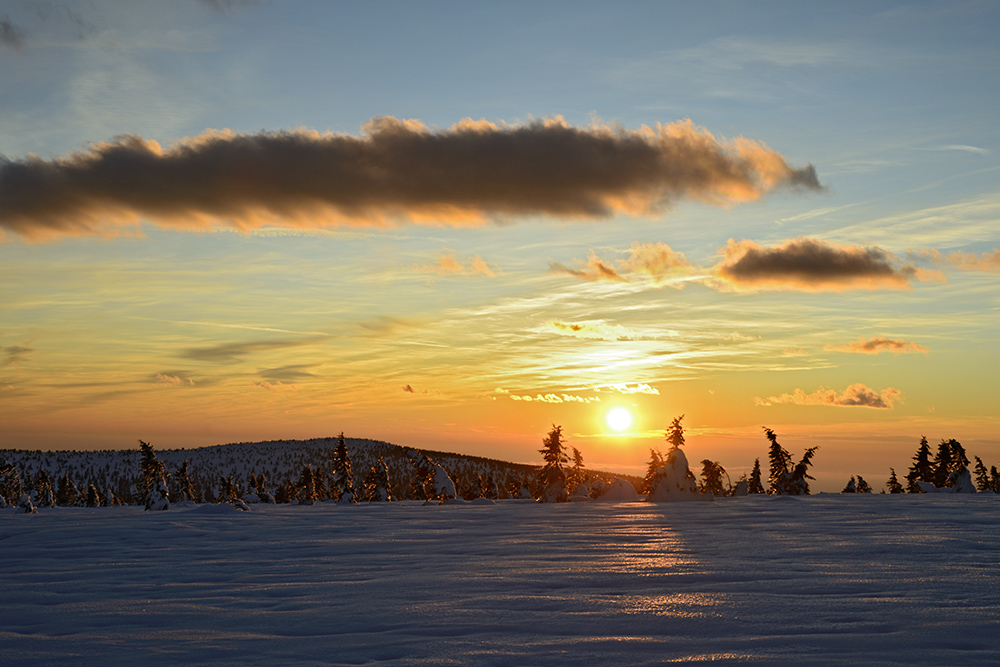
2, 494, 999, 666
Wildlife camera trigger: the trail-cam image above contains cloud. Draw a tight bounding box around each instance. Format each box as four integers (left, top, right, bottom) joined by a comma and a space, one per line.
713, 237, 942, 291
0, 117, 821, 241
1, 17, 25, 49
258, 364, 318, 382
416, 251, 499, 277
181, 337, 325, 363
825, 337, 928, 355
509, 393, 600, 404
253, 380, 298, 392
3, 344, 33, 368
604, 383, 659, 395
154, 373, 196, 386
551, 241, 692, 284
545, 321, 638, 341
942, 249, 1000, 272
755, 383, 902, 409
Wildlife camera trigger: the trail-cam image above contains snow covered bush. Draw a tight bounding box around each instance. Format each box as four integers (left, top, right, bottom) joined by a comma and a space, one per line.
646, 446, 706, 502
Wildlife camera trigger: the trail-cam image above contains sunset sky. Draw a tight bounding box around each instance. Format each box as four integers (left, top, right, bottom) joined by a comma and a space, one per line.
2, 1, 998, 491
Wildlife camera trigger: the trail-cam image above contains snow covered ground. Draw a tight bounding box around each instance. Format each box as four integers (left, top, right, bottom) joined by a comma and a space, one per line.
2, 495, 999, 666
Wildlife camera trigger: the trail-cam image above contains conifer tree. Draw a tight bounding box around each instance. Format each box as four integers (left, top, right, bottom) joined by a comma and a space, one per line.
855, 475, 871, 493
536, 424, 569, 502
931, 440, 954, 487
56, 473, 80, 506
86, 483, 101, 507
991, 466, 1000, 494
699, 460, 727, 497
905, 436, 934, 492
666, 415, 686, 451
642, 448, 664, 495
842, 476, 857, 493
886, 468, 904, 493
138, 440, 168, 507
568, 447, 586, 492
33, 469, 56, 508
297, 465, 317, 505
331, 433, 355, 502
173, 459, 197, 502
747, 458, 764, 494
764, 427, 792, 494
973, 457, 990, 491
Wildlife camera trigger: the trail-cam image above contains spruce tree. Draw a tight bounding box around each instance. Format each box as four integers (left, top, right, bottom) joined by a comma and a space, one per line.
886, 468, 904, 493
764, 427, 792, 494
536, 424, 569, 502
973, 457, 990, 491
568, 447, 586, 493
173, 460, 196, 502
699, 460, 727, 497
331, 433, 355, 502
297, 465, 317, 505
842, 476, 857, 493
33, 469, 56, 508
86, 484, 101, 507
747, 458, 764, 494
855, 475, 871, 493
931, 440, 954, 487
138, 440, 168, 506
56, 473, 80, 506
642, 448, 664, 495
905, 436, 934, 492
666, 415, 685, 451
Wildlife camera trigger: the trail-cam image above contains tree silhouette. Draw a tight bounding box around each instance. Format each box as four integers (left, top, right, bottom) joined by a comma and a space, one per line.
905, 436, 933, 492
537, 424, 569, 502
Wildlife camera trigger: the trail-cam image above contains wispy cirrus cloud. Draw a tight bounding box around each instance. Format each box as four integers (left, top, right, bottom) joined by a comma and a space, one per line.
825, 337, 928, 355
3, 343, 33, 368
756, 383, 902, 409
181, 337, 327, 364
414, 251, 500, 277
0, 117, 820, 241
911, 248, 1000, 273
544, 320, 639, 342
550, 241, 692, 284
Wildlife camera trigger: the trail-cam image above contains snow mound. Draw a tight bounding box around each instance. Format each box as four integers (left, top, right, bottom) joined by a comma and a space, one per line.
186, 503, 248, 515
646, 448, 708, 502
593, 478, 639, 502
468, 497, 496, 505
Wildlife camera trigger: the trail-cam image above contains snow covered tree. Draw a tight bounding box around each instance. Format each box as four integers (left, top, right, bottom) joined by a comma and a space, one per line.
763, 428, 816, 495
747, 458, 764, 494
56, 473, 81, 506
297, 465, 317, 505
886, 468, 904, 494
331, 433, 355, 502
406, 450, 456, 502
138, 440, 168, 508
905, 436, 934, 492
1, 464, 24, 506
251, 472, 275, 503
646, 425, 704, 503
842, 476, 857, 493
764, 427, 793, 494
855, 476, 871, 493
34, 469, 56, 508
362, 458, 393, 502
85, 484, 101, 507
641, 448, 664, 495
173, 459, 197, 502
536, 424, 569, 503
699, 460, 728, 497
568, 447, 586, 492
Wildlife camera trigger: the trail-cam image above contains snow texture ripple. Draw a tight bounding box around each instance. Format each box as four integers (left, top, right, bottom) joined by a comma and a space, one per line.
2, 494, 999, 666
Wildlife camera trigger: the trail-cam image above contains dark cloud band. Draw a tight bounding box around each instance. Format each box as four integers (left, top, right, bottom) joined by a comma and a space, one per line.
1, 117, 821, 240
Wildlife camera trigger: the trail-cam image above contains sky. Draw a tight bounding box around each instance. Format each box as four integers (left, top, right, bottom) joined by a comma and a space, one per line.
1, 0, 999, 491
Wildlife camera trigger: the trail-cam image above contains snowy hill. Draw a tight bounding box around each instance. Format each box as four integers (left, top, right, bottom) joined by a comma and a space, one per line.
0, 437, 640, 504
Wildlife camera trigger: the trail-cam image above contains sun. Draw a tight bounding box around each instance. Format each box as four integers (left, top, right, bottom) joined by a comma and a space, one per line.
606, 407, 633, 432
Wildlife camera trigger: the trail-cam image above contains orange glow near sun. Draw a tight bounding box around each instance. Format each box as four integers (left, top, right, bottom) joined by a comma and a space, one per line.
606, 407, 633, 432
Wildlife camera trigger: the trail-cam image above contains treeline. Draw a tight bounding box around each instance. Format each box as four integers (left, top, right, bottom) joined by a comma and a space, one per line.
0, 433, 636, 512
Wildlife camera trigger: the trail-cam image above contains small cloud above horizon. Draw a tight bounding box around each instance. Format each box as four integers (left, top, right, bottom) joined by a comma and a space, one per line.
756, 383, 902, 409
825, 337, 928, 355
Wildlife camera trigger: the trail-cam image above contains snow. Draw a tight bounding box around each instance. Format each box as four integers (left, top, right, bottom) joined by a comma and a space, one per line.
646, 447, 707, 502
2, 495, 1000, 666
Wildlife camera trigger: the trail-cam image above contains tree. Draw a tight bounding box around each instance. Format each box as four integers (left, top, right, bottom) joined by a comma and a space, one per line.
747, 458, 764, 494
33, 469, 56, 508
56, 473, 80, 507
905, 436, 934, 492
297, 465, 317, 505
331, 433, 355, 502
973, 457, 990, 491
764, 427, 792, 494
886, 468, 904, 494
568, 447, 586, 493
642, 448, 664, 495
536, 424, 569, 502
85, 483, 101, 507
842, 476, 857, 493
855, 475, 872, 494
138, 440, 168, 508
173, 460, 197, 502
666, 415, 685, 451
699, 460, 727, 497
